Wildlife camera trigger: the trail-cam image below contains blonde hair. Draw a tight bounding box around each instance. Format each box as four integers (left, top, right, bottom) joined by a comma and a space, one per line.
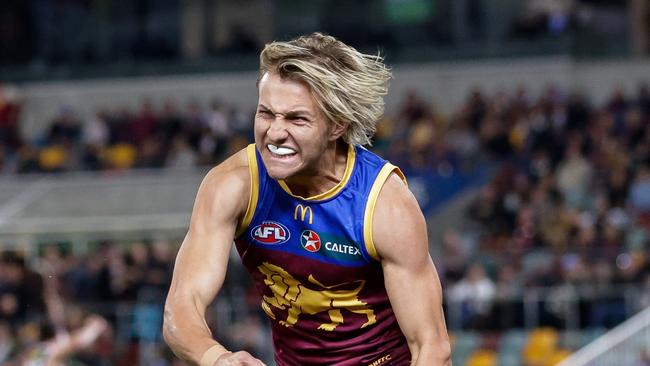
258, 32, 391, 146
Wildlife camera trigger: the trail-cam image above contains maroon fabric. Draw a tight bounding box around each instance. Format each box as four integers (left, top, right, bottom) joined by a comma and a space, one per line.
233, 244, 411, 366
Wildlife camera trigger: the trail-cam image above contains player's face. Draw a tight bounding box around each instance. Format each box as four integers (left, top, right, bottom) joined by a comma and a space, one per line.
254, 72, 337, 180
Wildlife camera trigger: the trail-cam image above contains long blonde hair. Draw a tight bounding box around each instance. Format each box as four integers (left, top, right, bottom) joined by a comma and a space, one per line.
258, 32, 391, 146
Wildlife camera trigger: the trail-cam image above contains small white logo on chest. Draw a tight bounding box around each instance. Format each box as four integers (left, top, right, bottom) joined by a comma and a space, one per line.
325, 242, 361, 256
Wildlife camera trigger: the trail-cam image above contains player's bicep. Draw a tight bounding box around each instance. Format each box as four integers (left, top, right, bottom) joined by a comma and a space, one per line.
168, 167, 249, 310
373, 174, 446, 342
373, 173, 429, 269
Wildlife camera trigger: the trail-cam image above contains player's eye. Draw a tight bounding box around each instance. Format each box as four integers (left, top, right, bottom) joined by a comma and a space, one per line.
257, 110, 274, 118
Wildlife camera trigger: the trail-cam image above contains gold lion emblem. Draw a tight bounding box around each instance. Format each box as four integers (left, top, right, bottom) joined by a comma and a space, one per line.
257, 262, 376, 331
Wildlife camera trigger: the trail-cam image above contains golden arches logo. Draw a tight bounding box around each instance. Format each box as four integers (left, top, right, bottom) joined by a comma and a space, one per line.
294, 204, 313, 224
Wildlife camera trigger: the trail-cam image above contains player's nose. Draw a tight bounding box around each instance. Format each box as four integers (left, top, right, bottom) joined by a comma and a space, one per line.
266, 118, 290, 141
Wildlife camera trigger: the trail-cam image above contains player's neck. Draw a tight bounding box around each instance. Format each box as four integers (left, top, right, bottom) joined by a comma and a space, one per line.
282, 140, 348, 198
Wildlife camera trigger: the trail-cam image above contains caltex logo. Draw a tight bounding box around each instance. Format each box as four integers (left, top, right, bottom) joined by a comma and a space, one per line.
251, 221, 290, 245
300, 230, 321, 252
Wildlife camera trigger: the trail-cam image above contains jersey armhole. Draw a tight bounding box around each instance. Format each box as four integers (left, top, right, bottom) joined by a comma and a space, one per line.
235, 144, 259, 237
362, 164, 407, 261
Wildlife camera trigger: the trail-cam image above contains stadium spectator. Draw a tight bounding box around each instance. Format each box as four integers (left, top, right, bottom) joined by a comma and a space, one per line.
449, 262, 496, 329
0, 253, 45, 325
629, 163, 650, 224
81, 109, 110, 170
0, 84, 22, 152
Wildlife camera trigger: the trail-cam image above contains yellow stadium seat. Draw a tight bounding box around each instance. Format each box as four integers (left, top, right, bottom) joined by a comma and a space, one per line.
39, 145, 67, 170
546, 349, 572, 366
523, 328, 559, 366
105, 143, 137, 169
467, 349, 497, 366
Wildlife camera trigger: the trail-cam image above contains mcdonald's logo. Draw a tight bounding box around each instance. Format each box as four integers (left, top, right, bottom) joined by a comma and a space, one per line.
294, 204, 313, 224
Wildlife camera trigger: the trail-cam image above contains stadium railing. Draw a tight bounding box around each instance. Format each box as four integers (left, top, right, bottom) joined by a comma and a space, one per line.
0, 168, 206, 247
445, 284, 643, 331
557, 306, 650, 366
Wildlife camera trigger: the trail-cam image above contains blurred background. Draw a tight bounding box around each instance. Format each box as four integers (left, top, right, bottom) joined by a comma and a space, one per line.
0, 0, 650, 365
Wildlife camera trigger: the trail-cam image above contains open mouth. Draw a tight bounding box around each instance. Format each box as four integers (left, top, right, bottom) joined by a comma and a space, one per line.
267, 144, 297, 158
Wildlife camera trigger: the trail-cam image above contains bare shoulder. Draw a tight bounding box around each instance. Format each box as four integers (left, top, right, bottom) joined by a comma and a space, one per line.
374, 172, 421, 222
373, 172, 428, 259
193, 147, 252, 223
204, 147, 250, 188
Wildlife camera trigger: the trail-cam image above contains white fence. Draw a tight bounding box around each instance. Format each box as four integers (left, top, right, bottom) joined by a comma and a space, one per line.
0, 169, 206, 250
557, 306, 650, 366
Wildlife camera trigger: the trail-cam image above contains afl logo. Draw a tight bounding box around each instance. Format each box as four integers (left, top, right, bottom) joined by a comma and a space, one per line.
251, 222, 290, 245
300, 230, 321, 252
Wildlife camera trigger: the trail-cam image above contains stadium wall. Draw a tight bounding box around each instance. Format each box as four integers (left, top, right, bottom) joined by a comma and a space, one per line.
18, 56, 650, 139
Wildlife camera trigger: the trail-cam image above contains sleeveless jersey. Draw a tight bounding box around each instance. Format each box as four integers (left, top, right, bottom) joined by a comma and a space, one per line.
234, 144, 411, 366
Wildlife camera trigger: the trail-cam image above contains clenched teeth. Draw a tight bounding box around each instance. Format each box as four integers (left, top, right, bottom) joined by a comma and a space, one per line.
268, 144, 296, 156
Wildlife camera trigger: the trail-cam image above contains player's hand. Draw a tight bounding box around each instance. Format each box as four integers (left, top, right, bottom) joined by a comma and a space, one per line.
213, 351, 267, 366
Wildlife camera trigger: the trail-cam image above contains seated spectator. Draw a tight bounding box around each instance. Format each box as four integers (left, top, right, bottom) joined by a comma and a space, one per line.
629, 163, 650, 213
449, 262, 496, 329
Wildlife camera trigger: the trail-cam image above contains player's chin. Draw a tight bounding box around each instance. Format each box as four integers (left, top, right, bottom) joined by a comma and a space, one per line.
265, 165, 298, 180
262, 154, 301, 180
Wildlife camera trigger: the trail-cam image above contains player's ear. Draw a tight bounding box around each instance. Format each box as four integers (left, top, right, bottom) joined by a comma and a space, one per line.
329, 121, 349, 141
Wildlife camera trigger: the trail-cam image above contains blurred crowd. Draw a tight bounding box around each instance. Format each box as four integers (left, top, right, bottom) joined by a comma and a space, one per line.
1, 81, 650, 363
0, 240, 177, 365
0, 85, 252, 174
0, 237, 271, 365
432, 84, 650, 331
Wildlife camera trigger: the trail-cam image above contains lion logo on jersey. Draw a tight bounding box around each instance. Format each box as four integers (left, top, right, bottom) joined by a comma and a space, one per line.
257, 262, 376, 331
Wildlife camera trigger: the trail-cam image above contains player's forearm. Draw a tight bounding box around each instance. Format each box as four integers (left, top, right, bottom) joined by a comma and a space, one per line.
411, 339, 452, 366
163, 302, 230, 365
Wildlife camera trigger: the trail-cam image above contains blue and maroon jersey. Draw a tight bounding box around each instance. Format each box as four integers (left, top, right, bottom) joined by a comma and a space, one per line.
234, 144, 411, 366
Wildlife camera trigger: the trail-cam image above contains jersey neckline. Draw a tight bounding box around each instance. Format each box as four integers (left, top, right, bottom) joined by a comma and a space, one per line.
277, 143, 356, 201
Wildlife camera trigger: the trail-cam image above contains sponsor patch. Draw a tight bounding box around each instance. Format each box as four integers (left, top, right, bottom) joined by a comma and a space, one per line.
304, 231, 364, 263
251, 221, 290, 245
325, 241, 361, 256
300, 230, 322, 252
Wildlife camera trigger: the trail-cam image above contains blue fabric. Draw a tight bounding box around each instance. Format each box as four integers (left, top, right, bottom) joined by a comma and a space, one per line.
244, 145, 388, 267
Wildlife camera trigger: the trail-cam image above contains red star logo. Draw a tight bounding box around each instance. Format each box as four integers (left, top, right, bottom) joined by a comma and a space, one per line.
301, 230, 321, 252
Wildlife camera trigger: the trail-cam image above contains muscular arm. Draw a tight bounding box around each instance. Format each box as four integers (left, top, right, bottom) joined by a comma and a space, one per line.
373, 173, 451, 365
163, 149, 251, 364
